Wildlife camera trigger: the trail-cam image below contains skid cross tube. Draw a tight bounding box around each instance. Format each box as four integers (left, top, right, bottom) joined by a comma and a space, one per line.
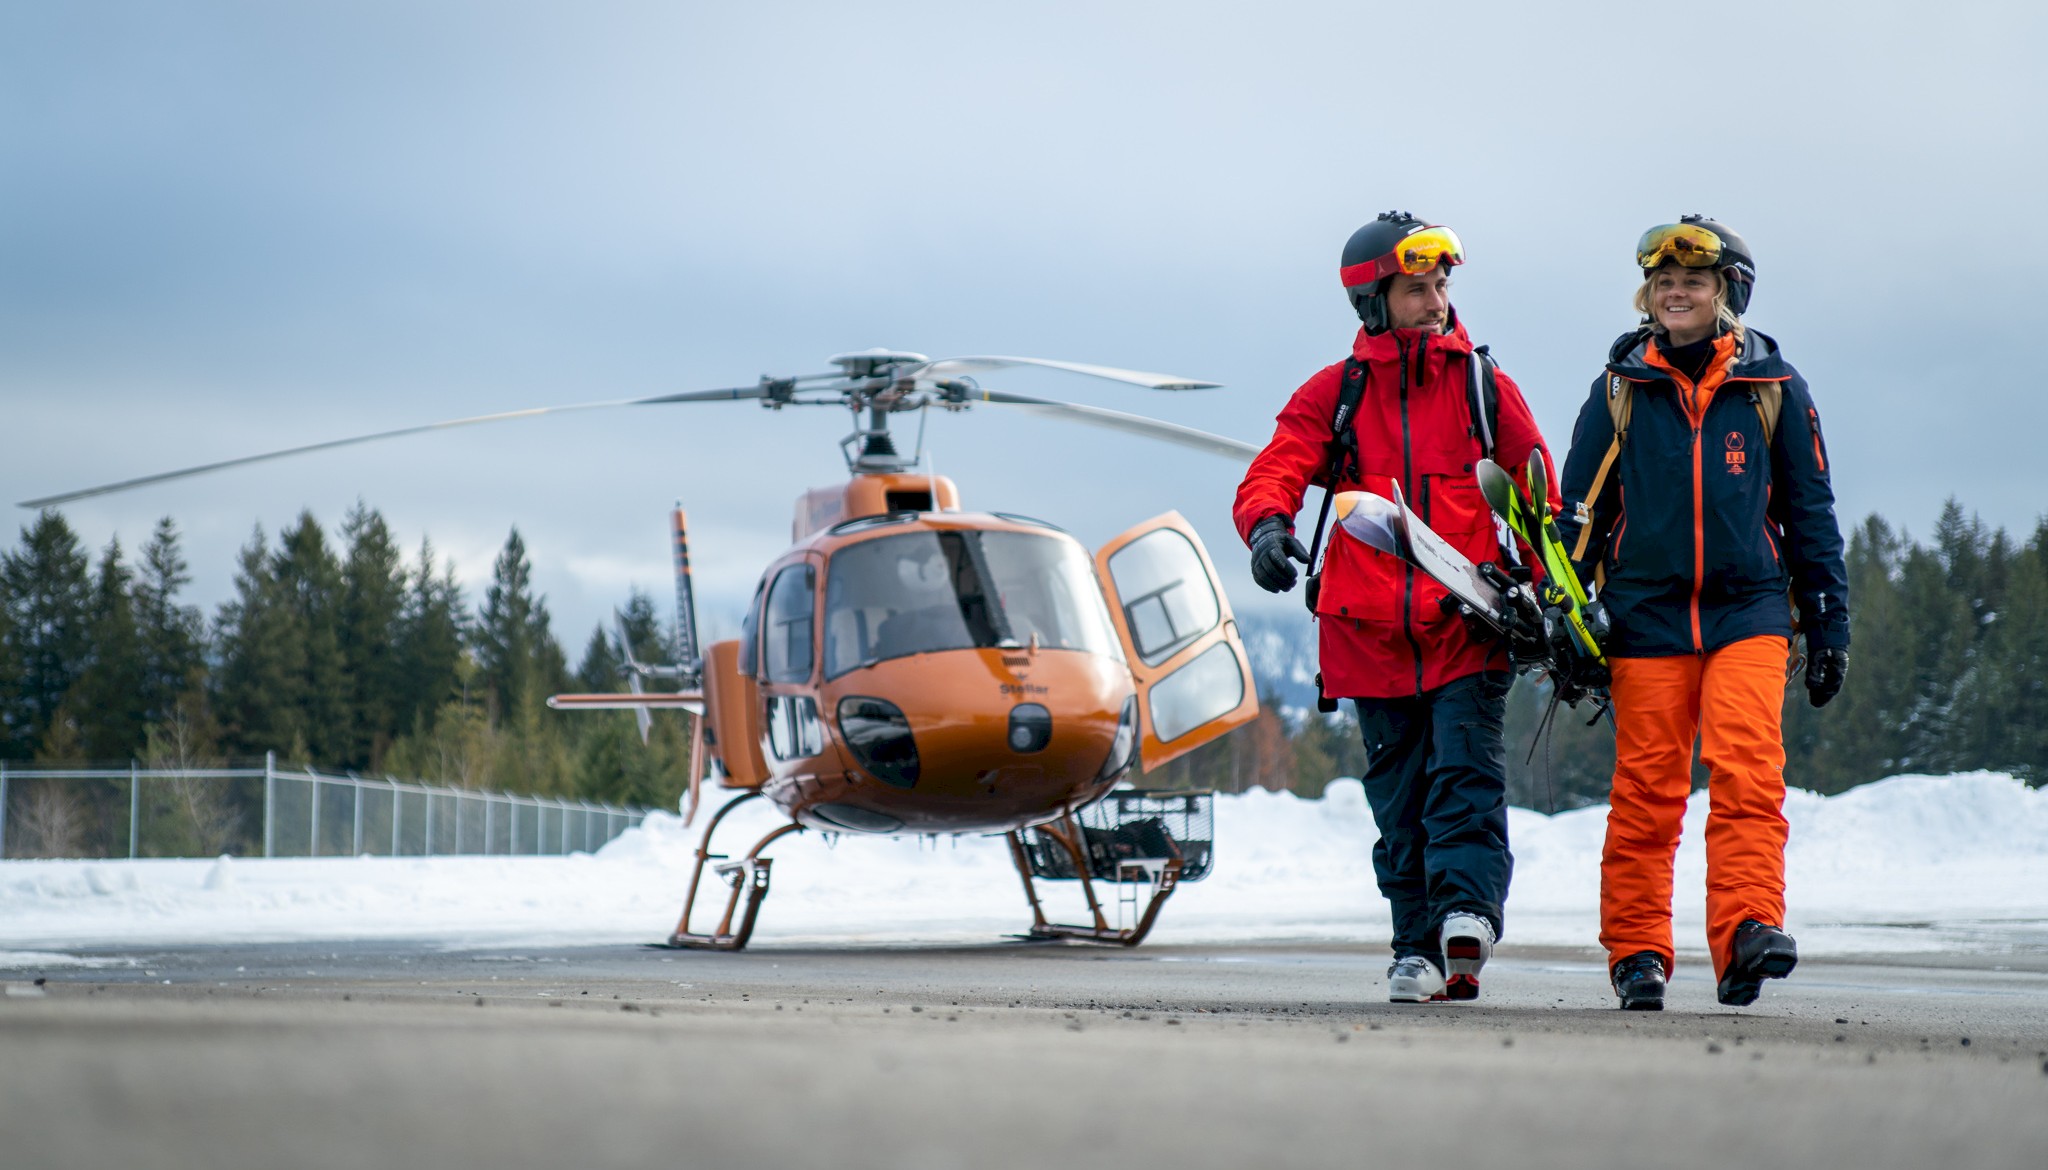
665, 791, 803, 951
1005, 810, 1183, 946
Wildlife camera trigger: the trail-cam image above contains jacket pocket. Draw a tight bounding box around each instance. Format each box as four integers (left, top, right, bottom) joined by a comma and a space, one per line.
1608, 513, 1629, 575
1313, 526, 1404, 622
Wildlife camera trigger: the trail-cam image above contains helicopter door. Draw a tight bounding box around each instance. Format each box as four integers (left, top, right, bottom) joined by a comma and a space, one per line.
758, 556, 826, 763
1093, 511, 1258, 770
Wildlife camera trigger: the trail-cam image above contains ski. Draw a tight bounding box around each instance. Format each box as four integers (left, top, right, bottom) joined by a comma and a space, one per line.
1476, 451, 1606, 669
1331, 489, 1538, 642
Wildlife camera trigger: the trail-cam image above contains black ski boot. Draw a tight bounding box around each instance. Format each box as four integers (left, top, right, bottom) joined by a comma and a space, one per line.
1716, 919, 1798, 1007
1610, 951, 1666, 1011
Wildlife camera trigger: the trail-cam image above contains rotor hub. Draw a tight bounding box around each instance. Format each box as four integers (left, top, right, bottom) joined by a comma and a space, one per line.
828, 348, 931, 379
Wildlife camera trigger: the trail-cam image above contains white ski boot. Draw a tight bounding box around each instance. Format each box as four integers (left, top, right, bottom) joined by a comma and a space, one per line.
1387, 955, 1447, 1003
1440, 912, 1495, 1001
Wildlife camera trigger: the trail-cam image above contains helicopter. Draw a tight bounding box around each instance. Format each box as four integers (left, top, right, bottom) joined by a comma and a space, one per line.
27, 346, 1266, 950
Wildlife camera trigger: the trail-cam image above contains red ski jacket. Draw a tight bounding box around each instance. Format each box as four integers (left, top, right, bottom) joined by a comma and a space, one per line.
1234, 318, 1557, 699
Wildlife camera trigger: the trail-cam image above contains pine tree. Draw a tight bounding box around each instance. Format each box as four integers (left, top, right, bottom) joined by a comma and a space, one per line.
72, 538, 149, 762
393, 538, 466, 738
1, 512, 93, 755
575, 624, 621, 693
134, 517, 205, 730
213, 526, 298, 759
339, 503, 407, 769
474, 528, 567, 724
272, 512, 349, 764
1970, 522, 2048, 784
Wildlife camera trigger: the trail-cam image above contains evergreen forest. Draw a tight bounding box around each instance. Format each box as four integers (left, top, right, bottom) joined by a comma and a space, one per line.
0, 506, 695, 851
3, 498, 2042, 840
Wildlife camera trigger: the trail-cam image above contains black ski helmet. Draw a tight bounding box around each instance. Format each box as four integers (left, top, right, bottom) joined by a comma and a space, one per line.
1637, 214, 1757, 316
1341, 211, 1464, 333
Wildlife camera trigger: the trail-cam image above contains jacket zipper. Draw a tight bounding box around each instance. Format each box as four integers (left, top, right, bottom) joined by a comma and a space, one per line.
1690, 415, 1705, 653
1398, 335, 1424, 696
1660, 361, 1708, 654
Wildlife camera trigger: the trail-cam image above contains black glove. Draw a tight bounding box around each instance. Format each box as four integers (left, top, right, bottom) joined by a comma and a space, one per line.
1249, 516, 1309, 593
1494, 593, 1546, 668
1806, 645, 1848, 708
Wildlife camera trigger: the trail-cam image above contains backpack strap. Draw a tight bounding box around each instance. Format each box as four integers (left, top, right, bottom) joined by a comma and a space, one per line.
1299, 358, 1369, 616
1571, 373, 1632, 563
1467, 346, 1518, 567
1747, 381, 1783, 447
1467, 345, 1500, 460
1328, 357, 1368, 481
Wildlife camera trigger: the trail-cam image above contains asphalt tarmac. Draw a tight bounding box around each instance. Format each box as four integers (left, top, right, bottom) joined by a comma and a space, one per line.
4, 939, 2046, 1170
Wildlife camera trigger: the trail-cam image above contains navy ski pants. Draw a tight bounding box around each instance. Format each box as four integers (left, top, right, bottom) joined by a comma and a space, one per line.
1354, 670, 1513, 961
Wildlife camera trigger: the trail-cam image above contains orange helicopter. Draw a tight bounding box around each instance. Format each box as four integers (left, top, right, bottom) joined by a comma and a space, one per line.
27, 347, 1264, 950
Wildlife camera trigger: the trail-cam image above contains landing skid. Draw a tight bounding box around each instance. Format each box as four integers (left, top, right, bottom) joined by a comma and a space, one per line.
661, 791, 803, 951
1005, 811, 1183, 947
659, 796, 1184, 952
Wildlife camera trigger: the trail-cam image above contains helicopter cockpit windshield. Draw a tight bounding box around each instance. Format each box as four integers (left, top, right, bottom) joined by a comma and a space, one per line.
824, 530, 1121, 678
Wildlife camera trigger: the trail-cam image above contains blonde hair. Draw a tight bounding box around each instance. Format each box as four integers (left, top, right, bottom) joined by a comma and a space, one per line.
1634, 266, 1744, 340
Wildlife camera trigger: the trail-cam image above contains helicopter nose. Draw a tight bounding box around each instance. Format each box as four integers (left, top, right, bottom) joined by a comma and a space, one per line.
1007, 703, 1052, 753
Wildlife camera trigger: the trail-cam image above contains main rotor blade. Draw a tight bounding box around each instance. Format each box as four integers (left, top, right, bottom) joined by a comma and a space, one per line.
915, 355, 1220, 390
19, 385, 765, 508
971, 390, 1256, 461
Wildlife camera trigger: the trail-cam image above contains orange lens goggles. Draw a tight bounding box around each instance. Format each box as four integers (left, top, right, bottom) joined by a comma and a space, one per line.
1386, 225, 1464, 277
1341, 225, 1466, 287
1636, 223, 1723, 270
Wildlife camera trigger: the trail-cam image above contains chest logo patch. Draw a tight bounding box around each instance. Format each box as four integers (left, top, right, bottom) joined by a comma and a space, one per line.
1724, 430, 1747, 474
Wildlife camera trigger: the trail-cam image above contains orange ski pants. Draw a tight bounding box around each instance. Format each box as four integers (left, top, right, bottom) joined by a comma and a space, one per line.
1600, 635, 1789, 979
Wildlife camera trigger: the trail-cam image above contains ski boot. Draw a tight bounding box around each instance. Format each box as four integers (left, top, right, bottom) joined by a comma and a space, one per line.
1610, 951, 1666, 1011
1440, 912, 1494, 1001
1387, 955, 1448, 1003
1717, 920, 1798, 1007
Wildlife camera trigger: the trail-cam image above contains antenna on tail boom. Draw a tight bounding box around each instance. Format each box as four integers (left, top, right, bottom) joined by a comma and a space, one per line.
671, 505, 703, 685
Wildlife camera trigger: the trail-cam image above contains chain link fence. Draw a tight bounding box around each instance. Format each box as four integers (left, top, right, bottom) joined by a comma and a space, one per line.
0, 753, 654, 860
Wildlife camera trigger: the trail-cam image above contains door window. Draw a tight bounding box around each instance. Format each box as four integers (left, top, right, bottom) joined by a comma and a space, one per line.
762, 564, 815, 684
1105, 529, 1221, 666
1147, 642, 1246, 742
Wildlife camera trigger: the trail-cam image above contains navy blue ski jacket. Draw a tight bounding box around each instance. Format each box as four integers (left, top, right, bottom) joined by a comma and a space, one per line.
1555, 327, 1850, 659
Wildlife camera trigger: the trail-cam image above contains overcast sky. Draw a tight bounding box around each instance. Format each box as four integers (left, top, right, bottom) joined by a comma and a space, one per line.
4, 1, 2043, 654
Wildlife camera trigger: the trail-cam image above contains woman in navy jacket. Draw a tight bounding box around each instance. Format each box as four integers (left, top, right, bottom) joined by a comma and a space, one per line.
1556, 217, 1849, 1011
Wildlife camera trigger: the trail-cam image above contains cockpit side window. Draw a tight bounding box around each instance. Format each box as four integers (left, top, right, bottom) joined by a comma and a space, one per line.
762, 564, 815, 684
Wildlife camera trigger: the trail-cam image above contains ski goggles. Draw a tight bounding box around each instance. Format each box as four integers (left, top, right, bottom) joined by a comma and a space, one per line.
1636, 223, 1723, 271
1341, 225, 1465, 287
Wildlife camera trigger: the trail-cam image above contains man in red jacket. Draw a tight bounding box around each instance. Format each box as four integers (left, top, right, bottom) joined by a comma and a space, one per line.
1234, 212, 1557, 1003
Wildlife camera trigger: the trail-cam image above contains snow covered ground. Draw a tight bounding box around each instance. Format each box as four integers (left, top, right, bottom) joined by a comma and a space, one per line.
2, 772, 2043, 963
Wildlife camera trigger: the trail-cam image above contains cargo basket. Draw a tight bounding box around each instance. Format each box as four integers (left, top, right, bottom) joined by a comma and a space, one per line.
1019, 788, 1214, 883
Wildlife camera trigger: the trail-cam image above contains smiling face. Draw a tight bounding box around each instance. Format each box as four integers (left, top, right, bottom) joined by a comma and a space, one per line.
1646, 265, 1724, 345
1384, 267, 1452, 332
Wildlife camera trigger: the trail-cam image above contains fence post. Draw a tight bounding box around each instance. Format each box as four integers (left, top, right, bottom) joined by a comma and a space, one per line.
309, 769, 320, 858
264, 751, 276, 858
1, 759, 9, 860
353, 777, 364, 857
391, 782, 400, 856
129, 761, 140, 859
455, 794, 465, 854
424, 790, 435, 858
484, 796, 493, 856
509, 799, 518, 856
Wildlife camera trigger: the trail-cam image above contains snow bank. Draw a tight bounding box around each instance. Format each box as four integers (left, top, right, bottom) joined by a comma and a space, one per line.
0, 773, 2041, 959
